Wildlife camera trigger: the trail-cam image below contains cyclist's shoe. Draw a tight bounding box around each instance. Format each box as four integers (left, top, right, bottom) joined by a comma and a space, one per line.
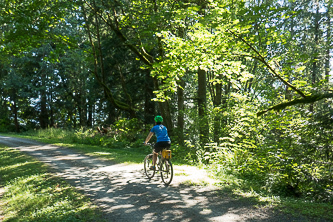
149, 166, 156, 170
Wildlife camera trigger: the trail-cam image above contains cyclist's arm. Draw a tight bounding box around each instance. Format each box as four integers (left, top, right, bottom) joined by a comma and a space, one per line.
144, 132, 154, 145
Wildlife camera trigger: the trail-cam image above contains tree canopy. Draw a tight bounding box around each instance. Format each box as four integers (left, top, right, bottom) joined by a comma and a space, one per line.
0, 0, 332, 202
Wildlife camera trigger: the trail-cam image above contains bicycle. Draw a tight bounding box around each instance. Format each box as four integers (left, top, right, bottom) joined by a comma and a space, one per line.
143, 143, 173, 186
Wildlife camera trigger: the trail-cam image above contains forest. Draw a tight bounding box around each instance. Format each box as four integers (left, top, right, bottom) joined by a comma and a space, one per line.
0, 0, 332, 202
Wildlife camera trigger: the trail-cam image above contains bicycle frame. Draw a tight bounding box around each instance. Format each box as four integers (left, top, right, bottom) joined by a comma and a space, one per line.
144, 143, 173, 185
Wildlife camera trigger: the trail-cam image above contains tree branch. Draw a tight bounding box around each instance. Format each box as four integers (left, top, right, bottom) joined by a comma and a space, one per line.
84, 0, 154, 67
257, 93, 333, 116
226, 29, 307, 98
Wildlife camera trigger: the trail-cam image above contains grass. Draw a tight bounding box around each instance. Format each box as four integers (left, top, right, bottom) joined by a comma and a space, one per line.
2, 130, 333, 221
281, 199, 333, 220
210, 169, 333, 222
47, 142, 147, 164
2, 129, 185, 165
179, 180, 210, 187
0, 144, 104, 222
2, 130, 148, 164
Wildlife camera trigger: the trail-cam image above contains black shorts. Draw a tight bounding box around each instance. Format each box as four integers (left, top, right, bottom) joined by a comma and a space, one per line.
154, 141, 171, 153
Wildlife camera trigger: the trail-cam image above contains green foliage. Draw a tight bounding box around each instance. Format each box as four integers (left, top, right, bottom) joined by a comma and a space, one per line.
23, 118, 147, 152
0, 146, 103, 222
112, 118, 144, 142
0, 0, 332, 209
0, 118, 15, 133
206, 103, 333, 203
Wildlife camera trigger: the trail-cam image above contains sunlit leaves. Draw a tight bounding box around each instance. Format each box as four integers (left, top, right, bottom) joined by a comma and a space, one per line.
0, 0, 73, 56
151, 6, 253, 100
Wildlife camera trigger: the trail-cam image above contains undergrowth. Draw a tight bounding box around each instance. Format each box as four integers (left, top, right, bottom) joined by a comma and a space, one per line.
17, 126, 188, 165
207, 164, 333, 221
2, 124, 332, 221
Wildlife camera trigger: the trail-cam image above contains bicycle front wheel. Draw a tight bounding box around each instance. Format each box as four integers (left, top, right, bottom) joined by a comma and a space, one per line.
144, 154, 155, 179
160, 159, 173, 185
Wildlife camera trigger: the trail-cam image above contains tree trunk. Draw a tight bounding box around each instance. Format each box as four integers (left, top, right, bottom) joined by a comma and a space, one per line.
152, 77, 173, 134
77, 93, 83, 126
107, 102, 116, 125
10, 93, 20, 133
222, 81, 231, 127
158, 100, 173, 134
177, 79, 185, 146
325, 0, 332, 83
87, 100, 93, 127
68, 109, 73, 129
310, 2, 320, 112
49, 86, 54, 127
79, 73, 87, 127
213, 78, 222, 143
40, 87, 48, 129
198, 68, 209, 146
144, 69, 155, 125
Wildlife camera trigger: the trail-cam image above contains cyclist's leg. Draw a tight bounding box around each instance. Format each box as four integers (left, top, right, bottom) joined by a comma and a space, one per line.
152, 151, 158, 166
151, 144, 161, 169
153, 142, 166, 168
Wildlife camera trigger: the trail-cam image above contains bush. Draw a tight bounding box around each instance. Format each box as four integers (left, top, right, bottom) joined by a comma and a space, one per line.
0, 118, 16, 132
205, 103, 333, 203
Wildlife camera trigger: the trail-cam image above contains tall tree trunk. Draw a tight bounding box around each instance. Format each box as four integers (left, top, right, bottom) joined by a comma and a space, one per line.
286, 5, 295, 100
78, 70, 87, 127
152, 77, 173, 134
40, 82, 48, 129
177, 79, 185, 146
73, 105, 77, 128
213, 78, 222, 143
107, 102, 116, 125
10, 92, 20, 133
87, 99, 93, 127
310, 2, 320, 112
222, 81, 231, 127
144, 69, 155, 125
49, 86, 54, 127
312, 3, 320, 85
198, 68, 209, 146
77, 93, 82, 126
158, 100, 173, 134
325, 0, 332, 83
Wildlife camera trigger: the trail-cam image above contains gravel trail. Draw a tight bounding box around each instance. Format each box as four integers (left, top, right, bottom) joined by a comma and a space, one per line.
0, 135, 323, 222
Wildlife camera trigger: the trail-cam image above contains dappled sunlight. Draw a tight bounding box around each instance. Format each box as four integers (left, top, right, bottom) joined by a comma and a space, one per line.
0, 161, 40, 171
0, 136, 316, 222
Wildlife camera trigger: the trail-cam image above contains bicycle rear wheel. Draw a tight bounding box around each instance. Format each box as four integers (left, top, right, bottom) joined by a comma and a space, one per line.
144, 154, 155, 179
160, 159, 173, 185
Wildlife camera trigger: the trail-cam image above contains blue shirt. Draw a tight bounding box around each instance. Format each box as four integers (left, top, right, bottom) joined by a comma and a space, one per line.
150, 124, 170, 143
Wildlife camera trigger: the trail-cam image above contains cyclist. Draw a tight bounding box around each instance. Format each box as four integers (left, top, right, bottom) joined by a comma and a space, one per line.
144, 115, 171, 170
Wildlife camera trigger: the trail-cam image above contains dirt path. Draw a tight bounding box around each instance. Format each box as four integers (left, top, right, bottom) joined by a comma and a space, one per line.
0, 135, 319, 222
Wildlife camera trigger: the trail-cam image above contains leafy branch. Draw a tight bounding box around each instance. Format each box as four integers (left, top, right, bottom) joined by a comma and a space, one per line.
223, 29, 333, 116
257, 93, 333, 116
226, 29, 307, 99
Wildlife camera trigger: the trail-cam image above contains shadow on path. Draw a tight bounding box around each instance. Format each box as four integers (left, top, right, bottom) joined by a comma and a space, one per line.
0, 135, 323, 222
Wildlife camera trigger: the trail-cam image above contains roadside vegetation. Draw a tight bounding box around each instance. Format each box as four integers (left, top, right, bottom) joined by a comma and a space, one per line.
3, 122, 332, 221
0, 144, 104, 222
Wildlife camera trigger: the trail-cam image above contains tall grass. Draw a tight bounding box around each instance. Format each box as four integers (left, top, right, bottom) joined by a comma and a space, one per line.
23, 125, 145, 148
20, 127, 187, 164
